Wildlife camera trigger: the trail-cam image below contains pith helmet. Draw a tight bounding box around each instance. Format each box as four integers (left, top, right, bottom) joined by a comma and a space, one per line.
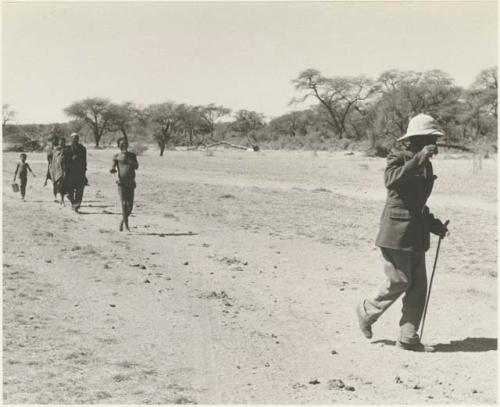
397, 114, 444, 142
70, 132, 79, 138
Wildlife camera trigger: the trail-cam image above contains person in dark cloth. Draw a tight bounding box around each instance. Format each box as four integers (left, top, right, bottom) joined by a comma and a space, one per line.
356, 113, 449, 352
13, 153, 36, 201
110, 138, 139, 231
65, 133, 87, 212
44, 137, 60, 202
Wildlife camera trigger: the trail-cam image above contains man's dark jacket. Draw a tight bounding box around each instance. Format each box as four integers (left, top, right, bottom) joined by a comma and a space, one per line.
375, 149, 443, 252
64, 143, 87, 187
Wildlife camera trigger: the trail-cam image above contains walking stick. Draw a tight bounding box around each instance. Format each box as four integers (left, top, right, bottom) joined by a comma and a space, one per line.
420, 220, 450, 340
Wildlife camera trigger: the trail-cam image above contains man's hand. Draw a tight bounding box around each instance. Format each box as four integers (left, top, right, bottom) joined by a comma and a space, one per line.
110, 168, 117, 174
422, 144, 438, 158
438, 220, 450, 239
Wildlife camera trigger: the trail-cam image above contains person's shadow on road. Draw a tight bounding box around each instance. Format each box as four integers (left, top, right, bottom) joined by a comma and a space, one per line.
372, 337, 497, 352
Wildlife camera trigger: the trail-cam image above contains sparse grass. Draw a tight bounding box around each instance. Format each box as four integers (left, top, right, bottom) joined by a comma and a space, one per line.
115, 360, 140, 369
112, 374, 130, 382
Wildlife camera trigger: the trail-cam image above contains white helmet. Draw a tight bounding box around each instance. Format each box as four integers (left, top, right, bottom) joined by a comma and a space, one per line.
397, 114, 444, 142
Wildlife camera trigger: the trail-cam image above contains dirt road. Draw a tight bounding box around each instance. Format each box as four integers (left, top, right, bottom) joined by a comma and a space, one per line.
3, 148, 497, 403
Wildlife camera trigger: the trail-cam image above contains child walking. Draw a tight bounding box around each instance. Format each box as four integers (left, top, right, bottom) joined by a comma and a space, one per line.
13, 153, 36, 201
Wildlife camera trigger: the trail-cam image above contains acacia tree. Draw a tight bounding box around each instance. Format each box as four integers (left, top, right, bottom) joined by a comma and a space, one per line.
292, 69, 378, 139
146, 102, 182, 156
174, 104, 209, 147
269, 110, 313, 138
469, 66, 497, 119
198, 104, 231, 142
2, 104, 16, 134
372, 69, 462, 144
64, 98, 115, 147
457, 67, 498, 147
107, 102, 139, 144
231, 110, 265, 147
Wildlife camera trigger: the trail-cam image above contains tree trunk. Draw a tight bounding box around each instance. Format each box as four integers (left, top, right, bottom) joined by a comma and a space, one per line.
159, 142, 165, 156
94, 127, 101, 148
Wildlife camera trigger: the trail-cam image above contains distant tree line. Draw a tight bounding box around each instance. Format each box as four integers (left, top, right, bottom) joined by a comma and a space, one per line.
3, 67, 497, 156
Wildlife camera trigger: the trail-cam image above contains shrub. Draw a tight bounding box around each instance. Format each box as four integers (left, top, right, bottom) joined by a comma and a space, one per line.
3, 137, 46, 152
365, 143, 391, 158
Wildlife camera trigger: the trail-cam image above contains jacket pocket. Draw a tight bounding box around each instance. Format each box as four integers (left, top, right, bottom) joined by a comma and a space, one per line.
388, 208, 411, 220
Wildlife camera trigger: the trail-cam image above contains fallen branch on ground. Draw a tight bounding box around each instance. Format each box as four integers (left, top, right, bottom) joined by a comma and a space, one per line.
205, 141, 250, 150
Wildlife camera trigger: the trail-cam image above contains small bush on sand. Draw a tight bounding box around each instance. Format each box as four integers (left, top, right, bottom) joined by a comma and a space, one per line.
365, 143, 390, 158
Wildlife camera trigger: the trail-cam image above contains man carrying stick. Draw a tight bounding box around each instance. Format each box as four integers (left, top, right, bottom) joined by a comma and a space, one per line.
65, 133, 87, 212
356, 113, 449, 352
110, 138, 139, 231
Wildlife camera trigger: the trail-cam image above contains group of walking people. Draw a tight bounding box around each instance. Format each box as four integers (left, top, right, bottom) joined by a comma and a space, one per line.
44, 132, 88, 212
13, 132, 139, 232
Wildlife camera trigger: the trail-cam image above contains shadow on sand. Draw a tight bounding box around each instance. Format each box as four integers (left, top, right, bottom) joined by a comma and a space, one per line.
77, 210, 120, 215
135, 232, 198, 237
372, 337, 497, 352
80, 204, 114, 208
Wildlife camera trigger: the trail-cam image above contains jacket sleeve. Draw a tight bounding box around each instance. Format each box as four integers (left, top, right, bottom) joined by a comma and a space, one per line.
384, 150, 428, 190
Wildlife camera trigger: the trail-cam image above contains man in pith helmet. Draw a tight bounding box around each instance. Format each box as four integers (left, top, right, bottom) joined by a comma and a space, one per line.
356, 113, 449, 352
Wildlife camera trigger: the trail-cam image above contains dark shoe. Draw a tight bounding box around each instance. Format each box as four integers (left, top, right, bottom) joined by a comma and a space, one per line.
356, 303, 373, 339
396, 341, 435, 352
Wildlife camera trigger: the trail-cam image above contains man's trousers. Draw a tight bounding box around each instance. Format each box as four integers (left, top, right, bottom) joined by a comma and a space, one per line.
67, 184, 85, 210
359, 247, 428, 344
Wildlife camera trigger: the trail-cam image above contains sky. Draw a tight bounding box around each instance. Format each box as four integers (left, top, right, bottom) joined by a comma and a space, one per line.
2, 1, 498, 124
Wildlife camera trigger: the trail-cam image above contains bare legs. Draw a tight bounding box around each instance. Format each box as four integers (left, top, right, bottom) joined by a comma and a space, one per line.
118, 185, 134, 232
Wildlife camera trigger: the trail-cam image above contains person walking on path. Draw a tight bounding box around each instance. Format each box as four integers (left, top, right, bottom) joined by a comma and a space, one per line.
44, 137, 60, 202
65, 133, 87, 213
110, 138, 139, 231
48, 137, 67, 205
356, 113, 449, 352
13, 153, 36, 201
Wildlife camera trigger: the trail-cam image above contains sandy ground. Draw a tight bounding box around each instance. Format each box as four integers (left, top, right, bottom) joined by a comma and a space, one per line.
2, 148, 497, 404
